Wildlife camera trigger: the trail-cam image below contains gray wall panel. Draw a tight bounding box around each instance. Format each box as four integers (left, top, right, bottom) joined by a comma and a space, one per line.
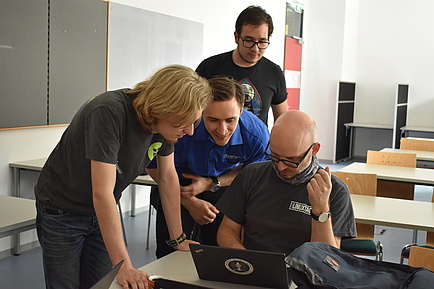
0, 0, 48, 128
49, 0, 107, 124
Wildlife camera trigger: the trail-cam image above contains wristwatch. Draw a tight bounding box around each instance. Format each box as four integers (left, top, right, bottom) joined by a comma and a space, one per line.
311, 211, 330, 223
209, 176, 221, 192
166, 232, 187, 247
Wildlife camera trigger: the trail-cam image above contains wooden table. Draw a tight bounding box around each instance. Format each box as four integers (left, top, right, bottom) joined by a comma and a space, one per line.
9, 157, 157, 207
10, 157, 46, 197
0, 195, 36, 255
9, 157, 158, 250
344, 123, 394, 160
109, 250, 296, 289
400, 126, 434, 138
338, 162, 434, 186
351, 194, 434, 232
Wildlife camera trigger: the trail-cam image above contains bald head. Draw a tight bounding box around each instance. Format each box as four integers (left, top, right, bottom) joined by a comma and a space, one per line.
270, 110, 317, 158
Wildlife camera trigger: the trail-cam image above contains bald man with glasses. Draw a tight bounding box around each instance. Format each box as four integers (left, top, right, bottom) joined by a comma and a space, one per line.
216, 110, 357, 255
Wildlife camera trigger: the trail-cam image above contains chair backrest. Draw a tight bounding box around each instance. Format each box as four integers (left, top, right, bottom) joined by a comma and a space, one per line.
332, 171, 377, 239
400, 138, 434, 152
332, 171, 377, 196
366, 150, 417, 168
408, 246, 434, 270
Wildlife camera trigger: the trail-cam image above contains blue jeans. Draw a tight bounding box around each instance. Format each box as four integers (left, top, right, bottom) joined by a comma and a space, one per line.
36, 201, 112, 289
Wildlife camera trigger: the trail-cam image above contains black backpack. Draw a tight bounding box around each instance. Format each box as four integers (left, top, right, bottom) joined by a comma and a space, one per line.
285, 242, 434, 289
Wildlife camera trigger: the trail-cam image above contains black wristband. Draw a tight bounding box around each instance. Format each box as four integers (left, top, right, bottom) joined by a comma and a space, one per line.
166, 232, 187, 247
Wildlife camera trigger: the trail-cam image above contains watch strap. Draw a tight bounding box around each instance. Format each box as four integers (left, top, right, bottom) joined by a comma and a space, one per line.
210, 176, 219, 185
311, 211, 330, 222
166, 232, 187, 247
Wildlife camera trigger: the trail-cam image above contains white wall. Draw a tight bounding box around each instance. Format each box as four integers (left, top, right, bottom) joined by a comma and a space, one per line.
354, 0, 434, 127
299, 0, 349, 160
301, 0, 434, 160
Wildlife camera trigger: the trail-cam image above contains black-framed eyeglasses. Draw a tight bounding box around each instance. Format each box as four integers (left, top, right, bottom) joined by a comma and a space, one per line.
240, 38, 270, 49
265, 143, 315, 168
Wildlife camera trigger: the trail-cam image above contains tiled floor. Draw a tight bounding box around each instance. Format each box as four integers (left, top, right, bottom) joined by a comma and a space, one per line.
0, 160, 432, 288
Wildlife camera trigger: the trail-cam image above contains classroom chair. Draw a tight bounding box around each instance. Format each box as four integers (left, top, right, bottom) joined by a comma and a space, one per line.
407, 246, 434, 271
400, 137, 434, 152
366, 150, 417, 200
332, 171, 383, 261
400, 191, 434, 264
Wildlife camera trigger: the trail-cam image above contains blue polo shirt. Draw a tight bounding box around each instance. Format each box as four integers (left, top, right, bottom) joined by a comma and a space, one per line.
148, 110, 269, 179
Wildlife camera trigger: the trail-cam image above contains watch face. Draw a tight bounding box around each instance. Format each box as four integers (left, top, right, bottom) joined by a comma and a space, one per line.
210, 184, 221, 192
318, 212, 330, 222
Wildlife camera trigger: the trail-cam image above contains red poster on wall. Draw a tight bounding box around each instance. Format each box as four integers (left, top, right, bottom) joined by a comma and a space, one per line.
284, 36, 302, 110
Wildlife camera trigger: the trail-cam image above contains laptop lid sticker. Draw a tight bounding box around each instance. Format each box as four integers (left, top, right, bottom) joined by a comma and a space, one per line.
224, 258, 254, 275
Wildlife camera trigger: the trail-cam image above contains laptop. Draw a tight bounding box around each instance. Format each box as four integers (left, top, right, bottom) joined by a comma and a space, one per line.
189, 244, 291, 289
90, 260, 124, 289
153, 278, 213, 289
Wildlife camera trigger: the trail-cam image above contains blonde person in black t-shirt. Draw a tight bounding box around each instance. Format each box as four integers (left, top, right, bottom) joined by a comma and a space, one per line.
35, 65, 211, 289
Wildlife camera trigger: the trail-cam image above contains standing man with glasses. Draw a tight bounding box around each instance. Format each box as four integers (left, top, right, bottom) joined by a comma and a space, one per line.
216, 110, 357, 254
196, 5, 287, 126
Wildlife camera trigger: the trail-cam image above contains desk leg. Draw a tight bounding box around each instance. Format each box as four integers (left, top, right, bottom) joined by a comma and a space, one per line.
13, 167, 20, 197
12, 167, 21, 255
348, 127, 354, 160
412, 230, 418, 244
14, 235, 21, 255
130, 185, 136, 217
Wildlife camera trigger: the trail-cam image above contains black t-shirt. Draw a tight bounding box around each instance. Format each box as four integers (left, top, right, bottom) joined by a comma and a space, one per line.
196, 51, 287, 125
217, 161, 357, 255
35, 89, 174, 215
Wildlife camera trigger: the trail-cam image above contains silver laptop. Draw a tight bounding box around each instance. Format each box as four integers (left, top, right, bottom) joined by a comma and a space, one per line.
189, 244, 290, 289
90, 260, 124, 289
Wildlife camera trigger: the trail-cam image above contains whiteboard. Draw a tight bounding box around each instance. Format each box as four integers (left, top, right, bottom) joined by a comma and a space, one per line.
108, 3, 204, 90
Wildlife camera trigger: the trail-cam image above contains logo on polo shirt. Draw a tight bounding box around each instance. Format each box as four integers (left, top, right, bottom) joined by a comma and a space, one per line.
224, 154, 243, 160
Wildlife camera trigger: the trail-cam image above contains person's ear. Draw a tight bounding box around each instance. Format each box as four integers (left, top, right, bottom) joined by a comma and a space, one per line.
234, 31, 239, 44
312, 142, 321, 156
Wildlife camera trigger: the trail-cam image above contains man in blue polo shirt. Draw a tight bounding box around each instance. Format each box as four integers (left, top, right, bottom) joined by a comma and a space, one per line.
147, 76, 269, 258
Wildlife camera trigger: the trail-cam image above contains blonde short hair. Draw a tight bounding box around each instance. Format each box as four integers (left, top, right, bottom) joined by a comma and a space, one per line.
126, 65, 212, 131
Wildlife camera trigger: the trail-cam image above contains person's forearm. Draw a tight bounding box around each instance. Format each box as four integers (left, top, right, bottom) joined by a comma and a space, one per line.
146, 168, 158, 182
310, 219, 339, 248
217, 165, 243, 187
159, 175, 183, 240
93, 194, 133, 267
217, 226, 245, 250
